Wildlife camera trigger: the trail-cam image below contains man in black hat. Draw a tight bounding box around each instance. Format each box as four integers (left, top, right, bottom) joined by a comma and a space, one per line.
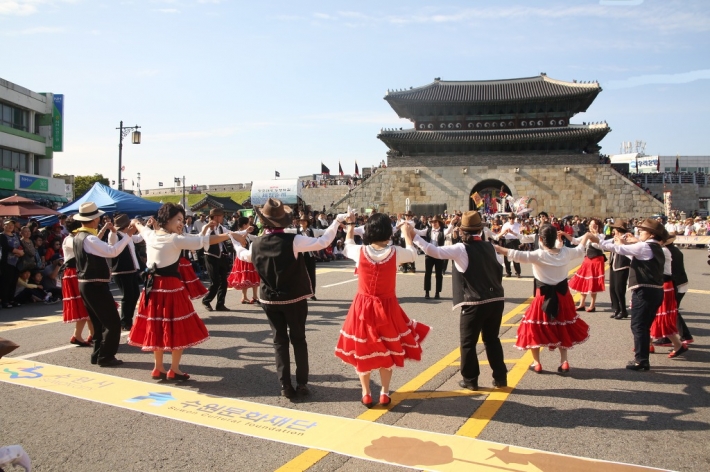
73, 202, 135, 367
608, 218, 632, 320
109, 214, 143, 330
411, 211, 507, 390
202, 208, 232, 311
232, 198, 349, 398
414, 215, 450, 299
500, 213, 522, 278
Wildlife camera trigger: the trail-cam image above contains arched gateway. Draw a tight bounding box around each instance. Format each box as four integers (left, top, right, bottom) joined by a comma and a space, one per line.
469, 179, 512, 212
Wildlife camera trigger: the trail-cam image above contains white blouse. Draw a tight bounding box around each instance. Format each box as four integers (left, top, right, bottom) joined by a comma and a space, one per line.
507, 244, 586, 285
138, 227, 210, 269
343, 239, 416, 267
62, 234, 75, 262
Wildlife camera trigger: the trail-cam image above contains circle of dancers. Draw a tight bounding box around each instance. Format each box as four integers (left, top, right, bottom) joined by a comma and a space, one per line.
58, 200, 692, 406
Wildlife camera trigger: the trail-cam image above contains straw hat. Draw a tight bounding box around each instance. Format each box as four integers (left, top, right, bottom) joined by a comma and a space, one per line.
73, 202, 105, 222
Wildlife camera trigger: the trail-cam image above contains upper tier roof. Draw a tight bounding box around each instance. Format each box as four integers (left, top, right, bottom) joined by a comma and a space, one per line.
384, 74, 601, 119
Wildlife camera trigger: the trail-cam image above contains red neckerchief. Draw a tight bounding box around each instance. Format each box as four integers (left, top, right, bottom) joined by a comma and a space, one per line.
470, 236, 482, 241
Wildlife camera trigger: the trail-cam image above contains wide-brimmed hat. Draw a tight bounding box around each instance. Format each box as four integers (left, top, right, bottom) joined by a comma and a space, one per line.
255, 198, 293, 228
610, 218, 630, 233
404, 210, 415, 217
298, 213, 312, 226
113, 214, 131, 230
665, 231, 677, 244
430, 215, 445, 226
460, 211, 483, 232
209, 208, 225, 218
636, 218, 666, 238
73, 202, 105, 222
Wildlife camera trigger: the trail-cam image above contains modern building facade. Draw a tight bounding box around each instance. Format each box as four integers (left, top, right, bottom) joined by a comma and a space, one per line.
0, 77, 68, 203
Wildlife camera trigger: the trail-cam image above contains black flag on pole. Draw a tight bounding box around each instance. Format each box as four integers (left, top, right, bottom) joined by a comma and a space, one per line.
675, 156, 679, 173
321, 163, 330, 175
355, 161, 359, 176
339, 162, 344, 176
158, 182, 163, 187
275, 170, 280, 178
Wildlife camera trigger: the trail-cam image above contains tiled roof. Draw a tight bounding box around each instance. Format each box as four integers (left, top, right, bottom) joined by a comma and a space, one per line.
190, 194, 244, 212
385, 75, 600, 103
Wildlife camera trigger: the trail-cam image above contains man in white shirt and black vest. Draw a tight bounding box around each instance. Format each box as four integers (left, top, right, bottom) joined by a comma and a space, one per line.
608, 219, 632, 320
73, 202, 135, 367
500, 213, 522, 278
414, 215, 450, 299
109, 214, 143, 330
202, 208, 232, 312
232, 198, 348, 399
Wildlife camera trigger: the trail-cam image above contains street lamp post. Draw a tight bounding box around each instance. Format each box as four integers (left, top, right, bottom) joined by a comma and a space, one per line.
117, 121, 141, 191
174, 176, 186, 209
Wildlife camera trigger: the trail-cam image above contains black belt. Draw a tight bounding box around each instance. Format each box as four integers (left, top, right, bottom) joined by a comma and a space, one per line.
534, 278, 569, 320
142, 262, 181, 308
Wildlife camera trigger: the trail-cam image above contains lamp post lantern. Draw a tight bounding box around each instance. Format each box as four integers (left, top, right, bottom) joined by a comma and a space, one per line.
117, 121, 141, 191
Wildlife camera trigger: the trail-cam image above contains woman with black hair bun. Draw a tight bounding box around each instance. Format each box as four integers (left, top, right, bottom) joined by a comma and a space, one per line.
335, 212, 431, 408
495, 224, 593, 374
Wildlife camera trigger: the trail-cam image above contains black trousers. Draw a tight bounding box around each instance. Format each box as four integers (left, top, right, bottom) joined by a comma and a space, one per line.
114, 272, 141, 329
424, 256, 444, 294
79, 282, 121, 363
674, 291, 692, 339
203, 254, 230, 307
262, 300, 309, 387
630, 287, 664, 364
304, 254, 316, 295
1, 263, 19, 305
503, 239, 521, 276
460, 301, 507, 384
609, 269, 629, 315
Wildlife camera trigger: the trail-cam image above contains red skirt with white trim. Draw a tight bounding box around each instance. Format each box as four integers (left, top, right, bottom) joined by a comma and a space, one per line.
178, 257, 208, 300
651, 280, 678, 338
515, 288, 590, 350
61, 267, 90, 323
568, 255, 606, 294
227, 258, 260, 289
335, 293, 431, 375
128, 275, 209, 351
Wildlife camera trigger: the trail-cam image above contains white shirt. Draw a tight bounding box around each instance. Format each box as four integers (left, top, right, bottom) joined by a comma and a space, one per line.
108, 231, 144, 272
62, 235, 75, 262
664, 222, 676, 233
138, 227, 210, 269
600, 238, 661, 261
343, 239, 416, 267
501, 221, 521, 240
193, 219, 207, 233
234, 216, 344, 263
81, 231, 132, 259
507, 244, 586, 285
413, 225, 452, 247
413, 234, 504, 272
204, 223, 231, 256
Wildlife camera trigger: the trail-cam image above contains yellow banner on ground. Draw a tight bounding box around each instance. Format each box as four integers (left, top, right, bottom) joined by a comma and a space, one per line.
0, 358, 662, 472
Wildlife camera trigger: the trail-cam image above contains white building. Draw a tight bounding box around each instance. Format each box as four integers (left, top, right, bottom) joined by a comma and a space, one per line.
0, 77, 68, 203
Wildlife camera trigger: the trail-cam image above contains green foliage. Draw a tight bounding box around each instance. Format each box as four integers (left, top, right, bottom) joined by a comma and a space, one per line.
74, 174, 110, 200
143, 190, 250, 207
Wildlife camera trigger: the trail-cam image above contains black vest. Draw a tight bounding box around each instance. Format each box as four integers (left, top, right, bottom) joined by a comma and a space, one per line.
666, 244, 688, 287
452, 241, 504, 310
628, 242, 664, 290
425, 227, 446, 247
111, 233, 137, 274
585, 244, 604, 259
251, 233, 313, 304
611, 251, 631, 271
74, 231, 111, 282
206, 225, 226, 257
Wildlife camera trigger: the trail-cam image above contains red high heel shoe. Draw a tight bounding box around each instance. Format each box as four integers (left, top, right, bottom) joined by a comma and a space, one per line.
557, 361, 570, 373
379, 392, 391, 407
70, 336, 91, 347
151, 369, 167, 380
649, 344, 655, 353
167, 369, 190, 381
530, 362, 542, 373
86, 335, 93, 343
361, 394, 373, 408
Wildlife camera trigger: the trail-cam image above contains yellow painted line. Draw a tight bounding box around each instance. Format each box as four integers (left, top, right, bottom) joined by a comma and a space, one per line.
501, 323, 520, 327
0, 314, 64, 333
1, 358, 659, 472
688, 289, 710, 295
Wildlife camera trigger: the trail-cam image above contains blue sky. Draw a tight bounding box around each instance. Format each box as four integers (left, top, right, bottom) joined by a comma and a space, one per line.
2, 0, 709, 190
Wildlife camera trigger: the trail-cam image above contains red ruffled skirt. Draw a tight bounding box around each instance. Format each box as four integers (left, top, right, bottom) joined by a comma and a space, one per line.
651, 280, 678, 338
569, 256, 606, 294
178, 257, 208, 300
227, 258, 260, 289
335, 294, 431, 374
128, 275, 209, 351
516, 288, 590, 350
62, 267, 89, 323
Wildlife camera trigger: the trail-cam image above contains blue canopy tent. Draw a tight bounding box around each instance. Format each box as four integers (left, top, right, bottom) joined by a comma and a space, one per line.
38, 182, 162, 226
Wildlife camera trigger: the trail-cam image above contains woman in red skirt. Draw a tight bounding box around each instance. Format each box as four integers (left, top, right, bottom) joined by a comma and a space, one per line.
565, 218, 606, 312
227, 216, 260, 303
495, 225, 591, 373
651, 244, 688, 358
335, 213, 430, 408
178, 250, 207, 300
61, 219, 94, 346
128, 203, 236, 381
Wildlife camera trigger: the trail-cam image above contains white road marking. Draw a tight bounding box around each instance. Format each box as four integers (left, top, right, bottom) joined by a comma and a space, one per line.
322, 278, 358, 288
14, 332, 129, 360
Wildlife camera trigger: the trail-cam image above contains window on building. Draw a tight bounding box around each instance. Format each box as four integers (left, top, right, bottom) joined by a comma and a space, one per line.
1, 147, 28, 173
0, 102, 29, 132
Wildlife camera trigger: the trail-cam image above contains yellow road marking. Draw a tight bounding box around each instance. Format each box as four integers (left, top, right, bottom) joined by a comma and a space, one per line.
688, 289, 710, 295
0, 314, 63, 333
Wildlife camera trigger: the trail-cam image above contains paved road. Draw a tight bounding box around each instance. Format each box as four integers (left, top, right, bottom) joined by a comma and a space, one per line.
1, 248, 708, 471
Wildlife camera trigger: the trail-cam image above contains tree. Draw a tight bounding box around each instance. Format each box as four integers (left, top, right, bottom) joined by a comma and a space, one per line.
74, 174, 110, 200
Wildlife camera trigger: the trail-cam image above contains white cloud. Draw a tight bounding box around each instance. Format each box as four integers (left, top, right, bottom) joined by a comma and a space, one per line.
606, 69, 710, 90
0, 0, 78, 16
3, 25, 64, 35
197, 0, 222, 3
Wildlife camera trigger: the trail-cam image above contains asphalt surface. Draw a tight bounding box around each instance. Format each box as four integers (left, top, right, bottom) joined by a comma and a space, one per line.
1, 247, 708, 471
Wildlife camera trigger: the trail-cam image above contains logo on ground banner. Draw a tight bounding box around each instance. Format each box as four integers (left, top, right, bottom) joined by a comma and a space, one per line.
2, 366, 44, 379
125, 392, 176, 407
